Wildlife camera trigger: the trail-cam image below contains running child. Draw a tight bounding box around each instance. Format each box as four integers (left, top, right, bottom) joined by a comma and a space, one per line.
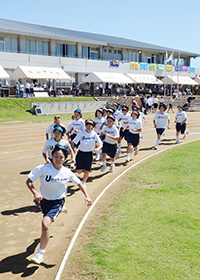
26, 145, 92, 264
42, 125, 75, 169
66, 109, 85, 152
72, 119, 102, 188
93, 108, 105, 161
46, 115, 66, 140
115, 105, 130, 158
167, 96, 176, 113
174, 105, 188, 144
99, 115, 119, 173
124, 111, 142, 162
152, 104, 170, 150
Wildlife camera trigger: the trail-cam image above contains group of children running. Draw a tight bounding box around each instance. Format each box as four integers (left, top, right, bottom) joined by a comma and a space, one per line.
26, 100, 188, 264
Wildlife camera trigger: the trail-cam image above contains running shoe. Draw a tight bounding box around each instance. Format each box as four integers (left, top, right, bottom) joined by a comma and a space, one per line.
134, 148, 139, 156
98, 161, 103, 166
152, 146, 157, 150
125, 158, 130, 162
70, 163, 75, 170
115, 150, 121, 159
101, 165, 107, 172
175, 140, 180, 144
110, 164, 115, 173
61, 205, 68, 214
31, 252, 44, 264
95, 154, 100, 161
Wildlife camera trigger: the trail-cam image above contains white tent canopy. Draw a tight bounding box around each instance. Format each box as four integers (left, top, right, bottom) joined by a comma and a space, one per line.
161, 75, 198, 85
10, 66, 71, 80
194, 76, 200, 85
126, 74, 163, 84
82, 72, 133, 84
0, 65, 9, 79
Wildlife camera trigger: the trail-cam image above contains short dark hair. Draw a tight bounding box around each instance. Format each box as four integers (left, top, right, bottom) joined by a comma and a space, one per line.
52, 144, 70, 159
159, 103, 167, 111
53, 124, 66, 136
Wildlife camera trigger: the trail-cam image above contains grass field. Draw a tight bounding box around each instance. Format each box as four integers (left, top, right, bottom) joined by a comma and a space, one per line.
0, 97, 96, 123
72, 141, 200, 280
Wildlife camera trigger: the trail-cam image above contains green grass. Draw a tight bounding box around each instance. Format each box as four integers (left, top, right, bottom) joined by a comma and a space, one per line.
74, 141, 200, 280
0, 97, 96, 124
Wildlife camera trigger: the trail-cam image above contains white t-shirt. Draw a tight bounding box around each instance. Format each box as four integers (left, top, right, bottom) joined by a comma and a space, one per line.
28, 163, 80, 200
128, 118, 142, 134
176, 111, 187, 123
159, 98, 165, 104
66, 118, 85, 135
153, 98, 158, 104
169, 98, 175, 105
153, 112, 170, 128
120, 113, 131, 128
113, 110, 122, 121
102, 125, 119, 144
138, 112, 144, 122
42, 138, 72, 159
73, 130, 102, 152
46, 123, 66, 139
93, 117, 106, 134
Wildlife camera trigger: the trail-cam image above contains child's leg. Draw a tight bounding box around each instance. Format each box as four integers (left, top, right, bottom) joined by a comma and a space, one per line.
155, 134, 161, 148
83, 170, 89, 184
40, 216, 53, 250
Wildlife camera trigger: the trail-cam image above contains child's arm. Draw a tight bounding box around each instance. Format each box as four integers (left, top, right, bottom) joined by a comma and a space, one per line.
26, 178, 43, 201
77, 183, 92, 206
42, 152, 51, 164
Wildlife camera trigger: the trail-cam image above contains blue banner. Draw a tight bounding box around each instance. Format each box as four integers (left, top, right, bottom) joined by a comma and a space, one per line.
189, 67, 195, 73
140, 63, 148, 70
175, 65, 182, 72
110, 60, 119, 67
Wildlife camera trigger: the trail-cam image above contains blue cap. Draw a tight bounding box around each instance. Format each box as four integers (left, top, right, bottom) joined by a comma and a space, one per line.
74, 109, 82, 114
53, 126, 64, 133
178, 105, 183, 109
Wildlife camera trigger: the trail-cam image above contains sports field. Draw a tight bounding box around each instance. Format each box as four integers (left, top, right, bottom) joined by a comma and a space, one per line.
0, 110, 199, 279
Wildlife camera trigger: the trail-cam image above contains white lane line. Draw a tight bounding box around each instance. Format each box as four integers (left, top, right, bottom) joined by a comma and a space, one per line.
55, 139, 199, 280
0, 155, 41, 162
0, 148, 41, 155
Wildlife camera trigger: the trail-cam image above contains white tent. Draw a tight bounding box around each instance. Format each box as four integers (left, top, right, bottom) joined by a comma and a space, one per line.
82, 72, 133, 84
194, 76, 200, 85
0, 65, 9, 79
161, 75, 198, 85
126, 74, 163, 84
10, 66, 71, 80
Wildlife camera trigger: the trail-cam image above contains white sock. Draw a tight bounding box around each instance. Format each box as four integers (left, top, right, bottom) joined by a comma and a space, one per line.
111, 161, 115, 166
103, 160, 107, 166
127, 153, 130, 159
155, 139, 160, 147
176, 136, 179, 141
38, 248, 45, 255
117, 143, 121, 151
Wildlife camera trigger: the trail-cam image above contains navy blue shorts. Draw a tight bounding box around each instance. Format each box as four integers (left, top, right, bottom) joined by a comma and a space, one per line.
76, 150, 93, 171
156, 128, 165, 135
127, 132, 140, 147
71, 133, 80, 148
102, 142, 117, 159
154, 103, 158, 109
169, 103, 173, 108
176, 123, 186, 134
120, 127, 129, 141
40, 198, 65, 221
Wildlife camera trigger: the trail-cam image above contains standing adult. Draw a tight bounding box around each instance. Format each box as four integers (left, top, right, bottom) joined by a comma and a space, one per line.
25, 81, 30, 98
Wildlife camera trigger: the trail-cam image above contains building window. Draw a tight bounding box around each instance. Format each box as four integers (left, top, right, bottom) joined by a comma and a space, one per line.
82, 46, 88, 59
0, 37, 18, 53
67, 45, 75, 58
26, 40, 49, 55
90, 50, 98, 60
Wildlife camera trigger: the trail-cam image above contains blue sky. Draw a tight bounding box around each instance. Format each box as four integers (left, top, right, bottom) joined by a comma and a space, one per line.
1, 0, 200, 67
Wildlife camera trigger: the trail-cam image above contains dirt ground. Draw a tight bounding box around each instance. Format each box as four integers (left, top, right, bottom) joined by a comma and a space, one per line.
0, 110, 199, 280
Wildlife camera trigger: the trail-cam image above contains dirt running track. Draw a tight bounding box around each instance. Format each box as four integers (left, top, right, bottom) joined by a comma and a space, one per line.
0, 111, 199, 280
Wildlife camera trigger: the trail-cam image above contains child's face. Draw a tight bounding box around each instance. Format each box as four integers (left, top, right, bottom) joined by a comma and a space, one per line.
132, 113, 137, 120
122, 110, 127, 115
53, 130, 62, 141
107, 118, 114, 128
74, 112, 81, 119
160, 107, 165, 113
97, 111, 102, 119
85, 123, 93, 133
52, 150, 65, 169
55, 117, 61, 125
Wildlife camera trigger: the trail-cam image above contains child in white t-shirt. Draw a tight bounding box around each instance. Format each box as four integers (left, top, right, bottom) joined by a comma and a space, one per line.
26, 145, 92, 264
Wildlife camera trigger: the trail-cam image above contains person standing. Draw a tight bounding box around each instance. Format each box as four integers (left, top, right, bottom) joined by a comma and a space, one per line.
26, 145, 92, 264
25, 81, 30, 98
15, 81, 20, 98
19, 82, 25, 98
152, 104, 170, 150
167, 96, 176, 113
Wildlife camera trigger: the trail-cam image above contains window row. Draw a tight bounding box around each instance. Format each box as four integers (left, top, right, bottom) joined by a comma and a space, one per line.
26, 40, 49, 55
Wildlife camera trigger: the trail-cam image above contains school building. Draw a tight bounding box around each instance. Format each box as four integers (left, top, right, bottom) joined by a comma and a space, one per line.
0, 17, 200, 88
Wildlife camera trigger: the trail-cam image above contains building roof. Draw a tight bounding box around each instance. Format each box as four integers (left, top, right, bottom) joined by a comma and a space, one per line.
0, 18, 199, 57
